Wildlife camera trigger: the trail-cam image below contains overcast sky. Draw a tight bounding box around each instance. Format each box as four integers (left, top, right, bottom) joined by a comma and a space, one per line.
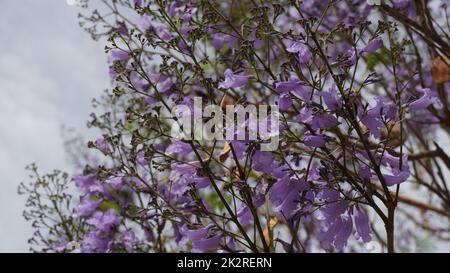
0, 0, 108, 252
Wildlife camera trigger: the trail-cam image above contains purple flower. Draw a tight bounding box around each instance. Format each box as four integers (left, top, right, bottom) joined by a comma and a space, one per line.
156, 76, 173, 92
237, 193, 265, 224
168, 163, 195, 195
293, 85, 313, 101
120, 229, 139, 252
155, 27, 173, 41
321, 201, 349, 220
178, 38, 191, 53
130, 71, 149, 92
108, 50, 128, 64
298, 107, 338, 129
253, 192, 265, 207
361, 37, 383, 53
180, 224, 222, 252
279, 93, 293, 111
169, 1, 180, 17
318, 85, 341, 112
117, 22, 128, 36
192, 235, 222, 253
343, 47, 357, 66
354, 208, 371, 243
218, 69, 253, 89
166, 139, 192, 155
304, 134, 329, 148
361, 115, 382, 138
316, 188, 340, 202
181, 224, 211, 242
311, 113, 338, 129
252, 151, 276, 173
358, 164, 372, 183
136, 152, 148, 165
194, 177, 210, 189
74, 175, 97, 194
169, 2, 181, 17
382, 153, 410, 186
237, 205, 253, 225
87, 209, 122, 232
409, 88, 439, 110
286, 42, 304, 53
298, 107, 314, 123
53, 237, 69, 253
275, 77, 303, 93
181, 7, 197, 22
360, 151, 411, 186
230, 140, 248, 159
212, 33, 237, 50
127, 176, 149, 192
106, 177, 123, 190
360, 101, 384, 138
96, 137, 110, 154
82, 230, 111, 253
137, 14, 153, 32
168, 162, 208, 194
74, 194, 101, 218
333, 215, 353, 250
269, 176, 308, 219
383, 169, 410, 186
373, 97, 397, 119
109, 67, 118, 79
319, 214, 352, 250
251, 29, 264, 49
393, 0, 409, 9
287, 42, 311, 64
133, 0, 142, 6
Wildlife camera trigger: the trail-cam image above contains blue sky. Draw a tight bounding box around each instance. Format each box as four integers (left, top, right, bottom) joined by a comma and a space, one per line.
0, 0, 108, 252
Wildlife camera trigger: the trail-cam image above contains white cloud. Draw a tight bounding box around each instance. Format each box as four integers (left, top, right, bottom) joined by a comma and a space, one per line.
0, 0, 108, 252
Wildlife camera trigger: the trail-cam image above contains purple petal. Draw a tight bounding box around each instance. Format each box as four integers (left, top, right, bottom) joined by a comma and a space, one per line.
219, 69, 252, 89
252, 151, 275, 173
192, 235, 222, 252
361, 115, 382, 138
108, 50, 128, 64
74, 194, 101, 218
279, 93, 293, 111
318, 85, 341, 112
137, 14, 153, 32
311, 113, 338, 129
383, 170, 410, 186
166, 139, 192, 155
287, 42, 311, 64
303, 134, 328, 147
181, 225, 210, 242
333, 216, 353, 250
120, 229, 139, 252
362, 37, 383, 53
275, 78, 303, 93
409, 88, 439, 110
354, 208, 372, 243
74, 175, 97, 193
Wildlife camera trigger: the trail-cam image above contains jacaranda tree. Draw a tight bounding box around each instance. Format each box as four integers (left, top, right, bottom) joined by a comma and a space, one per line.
19, 0, 450, 253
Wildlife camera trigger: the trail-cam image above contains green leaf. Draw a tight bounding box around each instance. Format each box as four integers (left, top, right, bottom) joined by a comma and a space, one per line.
99, 200, 120, 212
366, 47, 391, 71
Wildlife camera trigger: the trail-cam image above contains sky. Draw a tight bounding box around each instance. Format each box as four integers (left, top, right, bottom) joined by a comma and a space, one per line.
0, 0, 108, 252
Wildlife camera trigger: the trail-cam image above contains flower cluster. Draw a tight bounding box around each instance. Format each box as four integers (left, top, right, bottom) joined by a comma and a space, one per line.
21, 0, 450, 253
